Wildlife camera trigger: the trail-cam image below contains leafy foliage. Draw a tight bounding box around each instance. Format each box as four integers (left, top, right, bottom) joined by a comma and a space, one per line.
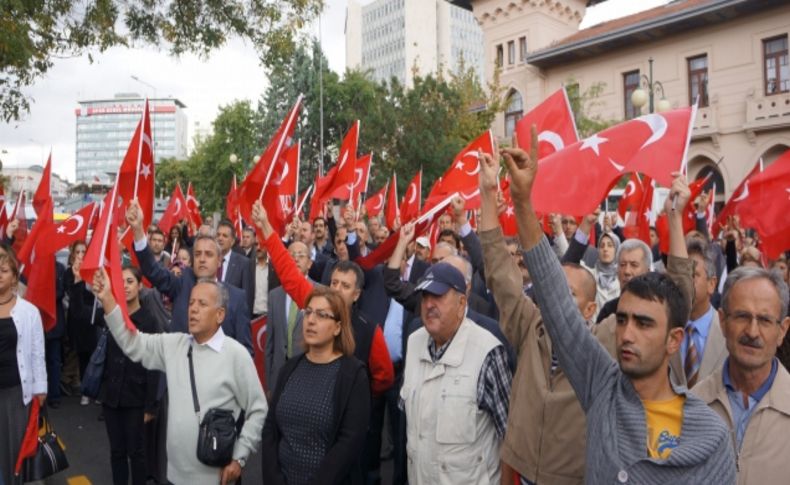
565, 80, 617, 137
0, 0, 323, 121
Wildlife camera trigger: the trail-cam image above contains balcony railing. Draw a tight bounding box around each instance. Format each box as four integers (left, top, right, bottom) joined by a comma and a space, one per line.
745, 92, 790, 131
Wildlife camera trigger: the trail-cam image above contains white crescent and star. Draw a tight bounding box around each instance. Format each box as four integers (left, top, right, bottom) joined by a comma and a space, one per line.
370, 194, 384, 211
623, 180, 637, 198
637, 113, 668, 150
579, 134, 608, 156
174, 198, 182, 214
537, 130, 565, 152
58, 215, 85, 236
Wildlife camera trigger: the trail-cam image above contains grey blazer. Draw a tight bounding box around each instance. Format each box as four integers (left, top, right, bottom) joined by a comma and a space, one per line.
264, 285, 305, 392
223, 250, 255, 311
670, 311, 728, 389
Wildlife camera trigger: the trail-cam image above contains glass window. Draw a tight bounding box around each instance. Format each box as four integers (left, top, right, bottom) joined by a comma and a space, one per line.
687, 55, 709, 107
623, 70, 641, 119
764, 35, 789, 95
508, 41, 515, 65
505, 90, 523, 138
519, 37, 527, 62
496, 44, 503, 68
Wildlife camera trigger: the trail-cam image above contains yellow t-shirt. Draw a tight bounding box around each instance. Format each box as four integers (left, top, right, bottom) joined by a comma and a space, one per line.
644, 394, 685, 459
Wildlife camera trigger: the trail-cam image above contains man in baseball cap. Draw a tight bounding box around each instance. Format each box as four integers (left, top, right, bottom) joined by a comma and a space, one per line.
401, 262, 512, 484
414, 236, 432, 262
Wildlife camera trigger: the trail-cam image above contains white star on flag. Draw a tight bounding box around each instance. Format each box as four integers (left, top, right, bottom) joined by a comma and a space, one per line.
505, 206, 514, 217
455, 160, 464, 170
579, 134, 608, 156
140, 163, 152, 180
57, 226, 66, 234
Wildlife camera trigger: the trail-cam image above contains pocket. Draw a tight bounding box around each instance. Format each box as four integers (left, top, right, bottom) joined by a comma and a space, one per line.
435, 394, 477, 444
437, 453, 488, 485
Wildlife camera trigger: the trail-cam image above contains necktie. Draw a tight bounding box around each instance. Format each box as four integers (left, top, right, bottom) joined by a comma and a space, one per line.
217, 260, 224, 281
684, 326, 699, 388
286, 299, 299, 359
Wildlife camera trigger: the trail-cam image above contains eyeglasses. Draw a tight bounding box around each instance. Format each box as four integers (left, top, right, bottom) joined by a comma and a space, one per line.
725, 311, 781, 328
304, 308, 337, 321
290, 252, 309, 260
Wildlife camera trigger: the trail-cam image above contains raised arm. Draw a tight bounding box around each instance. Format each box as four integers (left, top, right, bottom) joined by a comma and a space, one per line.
127, 199, 183, 298
382, 223, 420, 313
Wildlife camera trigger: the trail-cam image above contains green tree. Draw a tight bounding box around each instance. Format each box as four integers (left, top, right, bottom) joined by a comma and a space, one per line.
0, 0, 322, 121
565, 80, 617, 137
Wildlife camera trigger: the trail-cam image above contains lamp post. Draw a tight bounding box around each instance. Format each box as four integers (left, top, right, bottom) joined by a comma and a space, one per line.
630, 57, 672, 114
130, 75, 158, 158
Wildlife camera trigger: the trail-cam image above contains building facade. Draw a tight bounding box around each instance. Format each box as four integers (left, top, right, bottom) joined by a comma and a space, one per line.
346, 0, 485, 86
74, 93, 188, 183
5, 164, 71, 201
470, 0, 790, 201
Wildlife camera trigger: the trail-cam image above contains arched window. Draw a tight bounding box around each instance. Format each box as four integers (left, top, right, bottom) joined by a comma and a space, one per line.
504, 90, 523, 138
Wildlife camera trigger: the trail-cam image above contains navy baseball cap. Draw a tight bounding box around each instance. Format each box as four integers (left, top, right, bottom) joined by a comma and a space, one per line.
415, 262, 466, 296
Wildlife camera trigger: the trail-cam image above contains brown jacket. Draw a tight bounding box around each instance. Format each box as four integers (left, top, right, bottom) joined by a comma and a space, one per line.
693, 361, 790, 485
481, 227, 694, 485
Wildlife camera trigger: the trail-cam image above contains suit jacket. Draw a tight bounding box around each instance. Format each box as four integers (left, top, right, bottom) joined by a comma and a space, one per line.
264, 285, 305, 393
222, 250, 255, 312
670, 310, 728, 388
135, 242, 253, 354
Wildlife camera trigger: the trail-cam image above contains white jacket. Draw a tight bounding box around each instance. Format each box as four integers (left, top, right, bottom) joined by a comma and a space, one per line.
10, 297, 47, 404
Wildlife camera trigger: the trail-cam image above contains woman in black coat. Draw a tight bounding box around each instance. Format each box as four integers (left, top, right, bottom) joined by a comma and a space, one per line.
100, 265, 163, 485
261, 286, 370, 485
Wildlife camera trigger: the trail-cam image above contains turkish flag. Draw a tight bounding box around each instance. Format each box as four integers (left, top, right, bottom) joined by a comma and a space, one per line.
16, 198, 57, 330
426, 131, 495, 210
713, 160, 762, 238
117, 99, 155, 230
617, 173, 645, 219
10, 191, 28, 254
292, 184, 313, 221
80, 181, 136, 332
274, 141, 300, 197
532, 107, 696, 216
32, 153, 52, 218
35, 203, 95, 258
384, 173, 399, 230
239, 96, 302, 235
186, 182, 203, 231
314, 121, 360, 205
515, 87, 579, 159
682, 174, 711, 233
159, 184, 190, 236
332, 153, 371, 200
498, 178, 518, 237
399, 170, 422, 223
705, 183, 717, 234
738, 150, 790, 258
655, 213, 670, 255
622, 176, 654, 245
226, 175, 244, 237
14, 398, 40, 475
251, 315, 267, 390
364, 183, 388, 219
357, 193, 456, 271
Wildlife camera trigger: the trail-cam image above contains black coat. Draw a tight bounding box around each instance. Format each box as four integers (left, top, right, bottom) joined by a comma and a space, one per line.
63, 267, 102, 353
261, 355, 370, 485
99, 304, 163, 412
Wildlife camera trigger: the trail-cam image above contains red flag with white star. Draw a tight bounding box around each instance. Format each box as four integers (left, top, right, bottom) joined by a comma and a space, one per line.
117, 99, 155, 229
426, 131, 495, 211
399, 170, 422, 223
364, 183, 387, 219
186, 182, 203, 232
738, 150, 790, 258
515, 87, 579, 159
712, 160, 762, 238
159, 184, 190, 236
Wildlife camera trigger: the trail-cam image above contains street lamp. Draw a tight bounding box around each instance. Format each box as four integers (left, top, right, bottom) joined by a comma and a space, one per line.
631, 57, 671, 114
130, 75, 158, 157
229, 153, 238, 164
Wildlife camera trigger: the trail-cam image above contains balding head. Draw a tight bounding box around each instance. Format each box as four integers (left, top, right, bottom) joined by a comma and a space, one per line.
562, 262, 598, 322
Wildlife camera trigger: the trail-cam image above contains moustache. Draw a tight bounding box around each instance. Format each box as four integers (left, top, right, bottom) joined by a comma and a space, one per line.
738, 335, 763, 349
619, 345, 641, 357
425, 308, 441, 320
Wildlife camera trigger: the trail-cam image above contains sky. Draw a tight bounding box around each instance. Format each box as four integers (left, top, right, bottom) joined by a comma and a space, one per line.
0, 0, 671, 182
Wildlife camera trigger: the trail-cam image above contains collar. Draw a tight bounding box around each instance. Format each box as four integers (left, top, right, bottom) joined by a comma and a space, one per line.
687, 305, 715, 339
723, 357, 778, 402
191, 327, 226, 353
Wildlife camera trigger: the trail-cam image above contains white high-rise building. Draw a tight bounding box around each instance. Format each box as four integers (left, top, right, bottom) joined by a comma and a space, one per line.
345, 0, 484, 87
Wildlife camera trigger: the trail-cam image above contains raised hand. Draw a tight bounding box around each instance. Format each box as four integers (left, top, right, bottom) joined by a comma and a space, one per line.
251, 201, 274, 238
91, 267, 117, 313
664, 172, 691, 215
479, 151, 500, 193
500, 124, 538, 203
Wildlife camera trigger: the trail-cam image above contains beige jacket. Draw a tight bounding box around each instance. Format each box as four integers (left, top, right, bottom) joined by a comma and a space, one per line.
481, 227, 694, 485
669, 310, 728, 388
693, 362, 790, 485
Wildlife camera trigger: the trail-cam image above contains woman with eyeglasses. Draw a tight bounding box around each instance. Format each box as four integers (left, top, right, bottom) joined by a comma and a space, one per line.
261, 286, 370, 485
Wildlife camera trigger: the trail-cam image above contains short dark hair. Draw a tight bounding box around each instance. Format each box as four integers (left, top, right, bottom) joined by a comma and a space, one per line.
242, 226, 255, 236
621, 272, 689, 329
332, 260, 365, 290
149, 227, 165, 238
312, 216, 327, 227
217, 220, 236, 240
121, 264, 142, 283
438, 229, 461, 250
686, 239, 716, 278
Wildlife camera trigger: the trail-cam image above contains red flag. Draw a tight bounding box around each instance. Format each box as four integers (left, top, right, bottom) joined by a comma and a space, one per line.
399, 170, 422, 223
426, 131, 495, 210
532, 106, 696, 216
186, 182, 203, 231
713, 160, 762, 238
364, 183, 388, 218
159, 185, 190, 236
35, 203, 95, 257
682, 174, 711, 233
617, 173, 644, 219
705, 183, 717, 234
623, 176, 654, 245
384, 173, 399, 230
16, 198, 57, 330
14, 398, 40, 475
10, 191, 28, 254
498, 178, 518, 237
314, 121, 360, 204
80, 182, 136, 332
358, 193, 457, 270
738, 150, 790, 259
655, 213, 670, 255
251, 315, 268, 390
117, 99, 155, 229
274, 141, 300, 197
239, 96, 302, 235
226, 175, 244, 237
33, 153, 52, 218
332, 153, 372, 200
515, 87, 579, 159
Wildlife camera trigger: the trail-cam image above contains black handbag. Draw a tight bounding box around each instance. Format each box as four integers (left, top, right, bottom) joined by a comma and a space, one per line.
188, 345, 238, 467
81, 328, 108, 399
22, 407, 69, 481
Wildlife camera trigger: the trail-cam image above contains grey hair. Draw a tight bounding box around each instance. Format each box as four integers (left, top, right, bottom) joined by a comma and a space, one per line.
445, 254, 473, 284
686, 239, 716, 278
193, 234, 222, 255
617, 239, 653, 270
195, 277, 230, 311
434, 241, 459, 257
721, 266, 789, 319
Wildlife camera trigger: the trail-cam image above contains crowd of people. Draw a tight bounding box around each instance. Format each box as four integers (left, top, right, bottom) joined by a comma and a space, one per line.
1, 135, 789, 485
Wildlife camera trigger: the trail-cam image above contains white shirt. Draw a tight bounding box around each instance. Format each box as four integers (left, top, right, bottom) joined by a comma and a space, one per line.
190, 327, 226, 353
253, 264, 269, 315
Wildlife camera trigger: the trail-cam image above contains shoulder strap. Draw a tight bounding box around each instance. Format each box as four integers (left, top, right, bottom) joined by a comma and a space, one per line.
187, 345, 200, 416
